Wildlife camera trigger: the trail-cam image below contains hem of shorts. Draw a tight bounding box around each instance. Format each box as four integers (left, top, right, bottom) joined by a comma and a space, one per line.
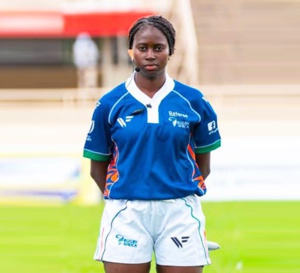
156, 260, 211, 267
94, 257, 152, 264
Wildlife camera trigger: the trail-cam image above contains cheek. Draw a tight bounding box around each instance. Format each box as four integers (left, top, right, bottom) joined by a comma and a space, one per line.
162, 56, 169, 66
160, 51, 170, 65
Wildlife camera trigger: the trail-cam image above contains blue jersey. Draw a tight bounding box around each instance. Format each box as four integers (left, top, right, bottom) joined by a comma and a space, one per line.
83, 74, 221, 200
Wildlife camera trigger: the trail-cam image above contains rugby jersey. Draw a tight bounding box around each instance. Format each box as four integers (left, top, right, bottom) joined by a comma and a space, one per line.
83, 74, 221, 200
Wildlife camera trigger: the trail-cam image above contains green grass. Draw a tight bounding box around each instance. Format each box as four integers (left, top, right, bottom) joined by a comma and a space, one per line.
0, 201, 299, 273
203, 202, 300, 273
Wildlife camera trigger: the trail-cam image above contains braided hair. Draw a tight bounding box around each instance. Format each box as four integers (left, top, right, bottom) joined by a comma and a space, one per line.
128, 15, 176, 56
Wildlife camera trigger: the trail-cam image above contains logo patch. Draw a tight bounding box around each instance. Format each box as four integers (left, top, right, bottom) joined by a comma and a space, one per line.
171, 236, 190, 248
125, 115, 134, 122
88, 120, 95, 134
117, 114, 137, 128
207, 120, 218, 134
116, 234, 138, 247
117, 118, 126, 127
169, 117, 189, 128
168, 111, 189, 129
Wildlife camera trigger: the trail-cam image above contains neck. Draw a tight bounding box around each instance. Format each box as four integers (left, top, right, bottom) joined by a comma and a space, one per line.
134, 72, 166, 98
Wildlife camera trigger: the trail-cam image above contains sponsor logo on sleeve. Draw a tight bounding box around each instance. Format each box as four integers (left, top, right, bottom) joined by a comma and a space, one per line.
86, 120, 95, 141
88, 120, 95, 134
207, 120, 218, 134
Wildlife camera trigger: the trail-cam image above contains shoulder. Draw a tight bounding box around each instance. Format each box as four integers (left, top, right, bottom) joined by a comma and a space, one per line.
91, 82, 128, 118
174, 80, 203, 96
172, 80, 218, 117
99, 82, 128, 105
173, 80, 205, 102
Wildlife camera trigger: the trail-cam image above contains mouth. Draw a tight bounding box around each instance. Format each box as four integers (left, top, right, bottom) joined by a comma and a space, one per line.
143, 64, 158, 71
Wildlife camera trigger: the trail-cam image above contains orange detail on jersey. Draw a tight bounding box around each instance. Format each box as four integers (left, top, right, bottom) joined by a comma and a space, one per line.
187, 143, 207, 191
104, 146, 119, 197
196, 175, 206, 190
187, 144, 196, 160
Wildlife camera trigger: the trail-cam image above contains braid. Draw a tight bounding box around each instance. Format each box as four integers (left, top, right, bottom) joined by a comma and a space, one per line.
128, 15, 176, 56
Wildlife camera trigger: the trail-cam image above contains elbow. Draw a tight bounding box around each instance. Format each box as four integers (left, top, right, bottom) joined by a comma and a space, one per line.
203, 167, 211, 180
90, 169, 97, 181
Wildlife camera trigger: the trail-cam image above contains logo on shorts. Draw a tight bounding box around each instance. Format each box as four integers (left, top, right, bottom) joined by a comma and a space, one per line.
116, 234, 138, 247
171, 236, 190, 248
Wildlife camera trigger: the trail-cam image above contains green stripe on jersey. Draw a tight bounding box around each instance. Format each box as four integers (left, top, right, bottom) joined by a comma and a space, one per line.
83, 150, 111, 161
195, 139, 221, 154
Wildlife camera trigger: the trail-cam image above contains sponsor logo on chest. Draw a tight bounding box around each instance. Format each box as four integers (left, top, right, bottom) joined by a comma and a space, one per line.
168, 111, 189, 129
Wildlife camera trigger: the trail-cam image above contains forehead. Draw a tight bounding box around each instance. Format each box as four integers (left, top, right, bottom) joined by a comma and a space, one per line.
133, 25, 168, 45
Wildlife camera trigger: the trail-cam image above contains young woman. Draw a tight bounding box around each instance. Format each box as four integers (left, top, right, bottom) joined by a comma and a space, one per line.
83, 15, 221, 273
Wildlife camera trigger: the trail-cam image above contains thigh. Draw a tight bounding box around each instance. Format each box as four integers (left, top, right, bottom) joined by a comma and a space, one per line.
157, 265, 203, 273
155, 196, 210, 267
94, 200, 153, 264
104, 261, 151, 273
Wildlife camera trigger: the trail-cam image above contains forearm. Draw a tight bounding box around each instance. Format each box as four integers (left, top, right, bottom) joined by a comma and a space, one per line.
90, 160, 110, 194
196, 153, 211, 180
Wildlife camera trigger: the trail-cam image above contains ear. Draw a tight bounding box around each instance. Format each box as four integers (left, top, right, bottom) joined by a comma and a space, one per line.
128, 49, 134, 61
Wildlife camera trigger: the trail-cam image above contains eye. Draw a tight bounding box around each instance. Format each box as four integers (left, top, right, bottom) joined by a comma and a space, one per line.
138, 45, 147, 52
154, 45, 165, 52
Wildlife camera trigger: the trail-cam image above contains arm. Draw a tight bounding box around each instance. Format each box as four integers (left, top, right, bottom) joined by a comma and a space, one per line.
196, 152, 211, 180
90, 160, 110, 194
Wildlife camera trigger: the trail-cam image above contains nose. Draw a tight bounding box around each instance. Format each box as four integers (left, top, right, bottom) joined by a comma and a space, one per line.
145, 49, 156, 59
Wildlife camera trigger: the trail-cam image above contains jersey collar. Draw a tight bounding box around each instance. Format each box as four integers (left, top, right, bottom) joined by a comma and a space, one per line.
125, 73, 175, 108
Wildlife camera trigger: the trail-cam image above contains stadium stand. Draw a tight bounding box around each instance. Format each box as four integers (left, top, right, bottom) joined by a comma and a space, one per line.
190, 0, 300, 84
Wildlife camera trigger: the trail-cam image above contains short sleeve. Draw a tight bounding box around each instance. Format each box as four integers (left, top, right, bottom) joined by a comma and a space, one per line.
193, 96, 221, 154
83, 101, 112, 161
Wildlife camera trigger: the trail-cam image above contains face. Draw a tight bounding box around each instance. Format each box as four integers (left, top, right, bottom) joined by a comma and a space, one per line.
132, 25, 169, 76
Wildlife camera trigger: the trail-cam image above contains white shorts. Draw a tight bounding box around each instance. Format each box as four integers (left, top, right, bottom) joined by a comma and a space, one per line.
94, 195, 211, 266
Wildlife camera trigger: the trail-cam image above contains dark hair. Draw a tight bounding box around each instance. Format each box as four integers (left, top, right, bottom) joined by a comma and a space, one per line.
128, 15, 176, 56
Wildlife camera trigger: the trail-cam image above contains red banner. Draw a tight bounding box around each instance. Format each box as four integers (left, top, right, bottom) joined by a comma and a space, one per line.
0, 11, 154, 38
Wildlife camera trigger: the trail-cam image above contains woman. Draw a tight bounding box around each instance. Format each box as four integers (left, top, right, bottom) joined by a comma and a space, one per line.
83, 15, 221, 273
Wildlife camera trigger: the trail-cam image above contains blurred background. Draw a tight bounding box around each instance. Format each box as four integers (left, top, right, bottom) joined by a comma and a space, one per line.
0, 1, 300, 273
0, 0, 299, 204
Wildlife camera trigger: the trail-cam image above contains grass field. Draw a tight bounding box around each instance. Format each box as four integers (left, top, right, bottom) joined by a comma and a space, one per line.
1, 201, 299, 273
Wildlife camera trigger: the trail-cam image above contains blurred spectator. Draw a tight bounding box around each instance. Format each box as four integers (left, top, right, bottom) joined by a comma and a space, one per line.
72, 32, 100, 89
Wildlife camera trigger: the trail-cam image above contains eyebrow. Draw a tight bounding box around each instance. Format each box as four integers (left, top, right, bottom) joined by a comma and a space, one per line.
136, 43, 167, 47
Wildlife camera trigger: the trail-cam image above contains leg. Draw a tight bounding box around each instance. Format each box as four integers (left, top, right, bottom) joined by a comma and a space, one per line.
154, 197, 210, 273
157, 265, 203, 273
104, 261, 151, 273
95, 201, 154, 272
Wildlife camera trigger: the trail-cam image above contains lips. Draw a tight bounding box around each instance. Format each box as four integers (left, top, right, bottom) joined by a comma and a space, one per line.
144, 64, 158, 70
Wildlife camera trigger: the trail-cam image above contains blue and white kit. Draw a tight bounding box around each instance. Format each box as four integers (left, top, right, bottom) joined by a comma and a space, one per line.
83, 73, 221, 200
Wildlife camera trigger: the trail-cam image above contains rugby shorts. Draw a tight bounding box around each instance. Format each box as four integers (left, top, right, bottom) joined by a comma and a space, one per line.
94, 195, 211, 266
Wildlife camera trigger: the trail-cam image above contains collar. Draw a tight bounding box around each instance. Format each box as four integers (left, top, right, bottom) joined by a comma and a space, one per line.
125, 73, 175, 107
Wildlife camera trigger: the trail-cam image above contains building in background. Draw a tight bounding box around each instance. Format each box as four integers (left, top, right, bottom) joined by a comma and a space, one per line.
0, 0, 299, 89
0, 0, 201, 89
0, 0, 158, 89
